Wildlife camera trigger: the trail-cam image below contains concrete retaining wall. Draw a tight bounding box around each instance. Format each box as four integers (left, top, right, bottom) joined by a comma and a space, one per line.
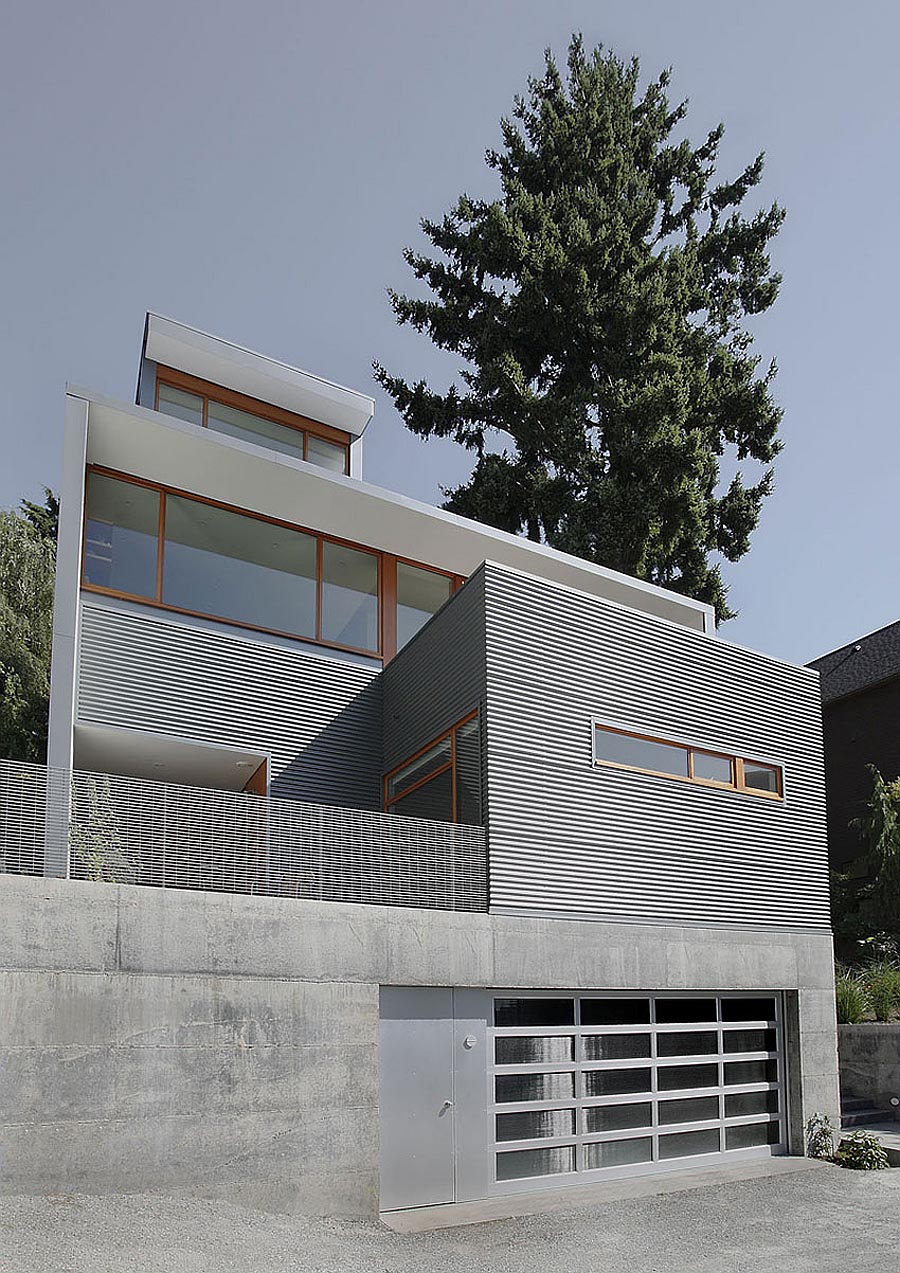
0, 876, 838, 1214
839, 1023, 900, 1108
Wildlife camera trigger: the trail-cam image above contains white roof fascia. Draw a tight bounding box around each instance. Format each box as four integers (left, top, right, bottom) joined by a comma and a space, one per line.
70, 386, 716, 637
141, 313, 375, 438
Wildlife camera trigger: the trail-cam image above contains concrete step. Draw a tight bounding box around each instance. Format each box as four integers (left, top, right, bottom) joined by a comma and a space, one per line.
841, 1108, 897, 1128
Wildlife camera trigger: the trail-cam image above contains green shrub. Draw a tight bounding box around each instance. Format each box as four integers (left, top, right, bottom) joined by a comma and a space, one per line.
836, 1129, 890, 1171
834, 966, 869, 1024
860, 960, 900, 1022
805, 1112, 836, 1160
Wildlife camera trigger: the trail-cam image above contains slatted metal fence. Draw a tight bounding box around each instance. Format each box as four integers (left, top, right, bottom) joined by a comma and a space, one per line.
0, 759, 488, 912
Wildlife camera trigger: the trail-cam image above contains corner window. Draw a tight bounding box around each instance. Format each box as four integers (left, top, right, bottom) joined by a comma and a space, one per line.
593, 723, 782, 800
83, 473, 159, 599
385, 713, 481, 824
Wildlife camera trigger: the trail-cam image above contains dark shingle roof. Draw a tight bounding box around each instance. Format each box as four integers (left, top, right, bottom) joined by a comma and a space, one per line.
808, 619, 900, 704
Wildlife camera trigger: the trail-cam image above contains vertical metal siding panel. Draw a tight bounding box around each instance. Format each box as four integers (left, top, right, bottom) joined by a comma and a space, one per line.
77, 603, 382, 808
381, 570, 487, 772
483, 564, 830, 929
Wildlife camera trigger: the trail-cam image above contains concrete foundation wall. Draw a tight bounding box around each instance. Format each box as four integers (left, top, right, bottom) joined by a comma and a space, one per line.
839, 1024, 900, 1108
0, 876, 838, 1214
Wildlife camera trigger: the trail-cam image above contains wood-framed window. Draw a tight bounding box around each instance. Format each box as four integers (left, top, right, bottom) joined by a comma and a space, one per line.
384, 711, 481, 825
81, 465, 458, 661
154, 365, 351, 475
592, 721, 783, 801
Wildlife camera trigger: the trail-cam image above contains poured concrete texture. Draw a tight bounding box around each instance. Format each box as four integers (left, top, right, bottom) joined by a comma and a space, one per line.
0, 875, 839, 1214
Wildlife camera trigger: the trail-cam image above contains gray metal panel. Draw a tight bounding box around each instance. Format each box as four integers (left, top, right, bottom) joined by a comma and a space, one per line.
379, 987, 455, 1210
77, 601, 382, 808
382, 570, 486, 772
482, 563, 830, 930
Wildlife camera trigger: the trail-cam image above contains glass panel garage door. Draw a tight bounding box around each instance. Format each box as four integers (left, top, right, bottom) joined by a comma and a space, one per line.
492, 993, 785, 1188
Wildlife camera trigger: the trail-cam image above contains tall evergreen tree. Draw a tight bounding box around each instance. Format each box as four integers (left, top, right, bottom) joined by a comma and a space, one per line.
375, 37, 784, 620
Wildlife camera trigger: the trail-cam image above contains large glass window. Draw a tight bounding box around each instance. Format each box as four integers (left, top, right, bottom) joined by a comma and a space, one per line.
593, 728, 689, 778
163, 497, 317, 637
83, 473, 159, 599
320, 542, 379, 652
396, 561, 453, 651
384, 714, 481, 825
207, 400, 304, 459
155, 372, 350, 473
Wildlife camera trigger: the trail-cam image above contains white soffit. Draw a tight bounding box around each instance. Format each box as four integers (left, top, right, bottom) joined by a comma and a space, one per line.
79, 390, 715, 635
73, 724, 266, 792
142, 313, 374, 438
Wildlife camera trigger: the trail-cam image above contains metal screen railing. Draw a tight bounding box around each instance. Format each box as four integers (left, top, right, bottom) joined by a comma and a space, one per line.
0, 759, 488, 912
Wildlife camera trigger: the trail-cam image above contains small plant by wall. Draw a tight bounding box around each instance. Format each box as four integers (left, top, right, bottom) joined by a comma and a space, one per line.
805, 1112, 835, 1160
835, 967, 869, 1024
70, 775, 139, 884
860, 961, 900, 1022
835, 1129, 890, 1171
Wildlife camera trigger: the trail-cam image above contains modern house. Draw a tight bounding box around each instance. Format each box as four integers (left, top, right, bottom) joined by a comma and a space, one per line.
0, 314, 838, 1217
808, 621, 900, 871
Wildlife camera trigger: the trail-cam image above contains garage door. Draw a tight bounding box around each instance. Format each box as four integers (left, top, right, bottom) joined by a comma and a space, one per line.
491, 992, 786, 1191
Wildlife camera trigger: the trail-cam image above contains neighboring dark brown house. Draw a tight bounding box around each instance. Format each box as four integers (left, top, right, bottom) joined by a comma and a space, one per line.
809, 620, 900, 868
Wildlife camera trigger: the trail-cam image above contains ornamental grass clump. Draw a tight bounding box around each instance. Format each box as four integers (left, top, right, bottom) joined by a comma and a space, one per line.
834, 966, 869, 1024
859, 960, 900, 1022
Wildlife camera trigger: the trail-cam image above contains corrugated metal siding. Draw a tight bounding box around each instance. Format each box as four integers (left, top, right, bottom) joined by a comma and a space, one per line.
381, 570, 486, 772
77, 602, 382, 808
482, 563, 830, 929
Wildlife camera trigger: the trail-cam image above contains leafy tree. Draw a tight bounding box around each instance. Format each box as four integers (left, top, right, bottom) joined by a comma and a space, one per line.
0, 495, 57, 761
375, 37, 784, 620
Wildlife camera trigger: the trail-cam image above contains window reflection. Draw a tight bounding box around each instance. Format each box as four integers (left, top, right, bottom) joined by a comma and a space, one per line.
396, 562, 452, 650
83, 473, 159, 599
320, 541, 379, 651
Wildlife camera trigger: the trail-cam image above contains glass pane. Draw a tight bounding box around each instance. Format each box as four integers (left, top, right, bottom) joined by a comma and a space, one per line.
692, 750, 733, 783
495, 1072, 574, 1104
386, 738, 451, 801
725, 1121, 780, 1150
655, 999, 717, 1024
725, 1089, 779, 1118
496, 1108, 575, 1142
658, 1096, 719, 1125
396, 562, 453, 650
583, 1034, 651, 1062
724, 1059, 778, 1086
594, 727, 689, 777
584, 1137, 652, 1170
657, 1031, 718, 1057
659, 1128, 721, 1159
162, 496, 316, 636
724, 1029, 776, 1054
721, 998, 777, 1022
584, 1102, 652, 1134
496, 1146, 574, 1180
495, 1036, 574, 1066
581, 999, 651, 1026
320, 541, 378, 651
583, 1068, 651, 1098
454, 716, 482, 826
495, 999, 575, 1028
657, 1063, 718, 1091
84, 474, 159, 598
743, 760, 780, 794
306, 434, 347, 473
157, 383, 204, 427
389, 768, 453, 822
207, 400, 303, 459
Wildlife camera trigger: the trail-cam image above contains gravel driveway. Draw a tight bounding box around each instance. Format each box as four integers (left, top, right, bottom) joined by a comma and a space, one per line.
2, 1165, 898, 1273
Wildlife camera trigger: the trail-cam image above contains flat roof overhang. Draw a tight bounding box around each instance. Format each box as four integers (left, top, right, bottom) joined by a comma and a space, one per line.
141, 313, 374, 438
71, 387, 716, 636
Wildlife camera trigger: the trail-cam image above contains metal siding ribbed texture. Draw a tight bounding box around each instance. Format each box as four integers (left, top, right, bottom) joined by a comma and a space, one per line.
482, 564, 830, 929
381, 570, 486, 772
77, 602, 382, 808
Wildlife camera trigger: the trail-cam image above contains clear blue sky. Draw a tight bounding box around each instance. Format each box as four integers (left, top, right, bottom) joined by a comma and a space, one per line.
2, 0, 897, 665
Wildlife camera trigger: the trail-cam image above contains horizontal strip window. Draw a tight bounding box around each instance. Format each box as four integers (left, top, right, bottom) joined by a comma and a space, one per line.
592, 723, 783, 800
82, 468, 456, 660
384, 712, 482, 826
155, 367, 350, 474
